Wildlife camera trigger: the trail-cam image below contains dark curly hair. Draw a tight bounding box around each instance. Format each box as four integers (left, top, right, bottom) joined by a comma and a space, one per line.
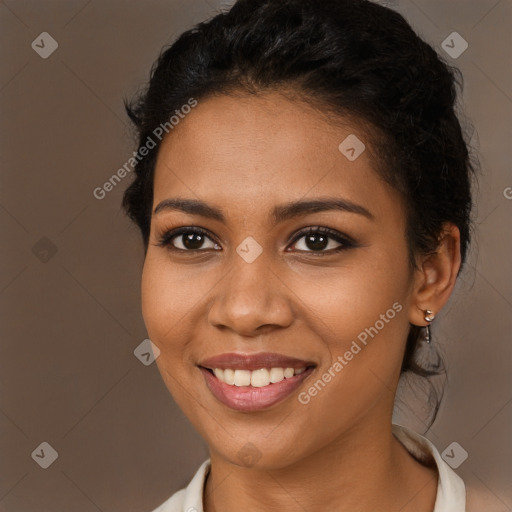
122, 0, 475, 423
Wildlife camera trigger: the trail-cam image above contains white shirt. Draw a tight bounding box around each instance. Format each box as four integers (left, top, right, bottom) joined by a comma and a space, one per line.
152, 424, 466, 512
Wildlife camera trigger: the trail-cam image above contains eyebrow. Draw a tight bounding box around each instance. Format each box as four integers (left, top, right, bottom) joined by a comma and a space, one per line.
153, 197, 374, 223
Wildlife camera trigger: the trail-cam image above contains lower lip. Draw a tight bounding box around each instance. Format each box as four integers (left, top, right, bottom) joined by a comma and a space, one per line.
200, 367, 314, 412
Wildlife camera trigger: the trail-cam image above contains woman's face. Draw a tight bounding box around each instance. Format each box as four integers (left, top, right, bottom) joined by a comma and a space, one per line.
142, 92, 418, 469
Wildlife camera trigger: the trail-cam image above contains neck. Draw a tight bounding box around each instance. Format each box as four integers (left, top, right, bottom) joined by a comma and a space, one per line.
204, 419, 438, 512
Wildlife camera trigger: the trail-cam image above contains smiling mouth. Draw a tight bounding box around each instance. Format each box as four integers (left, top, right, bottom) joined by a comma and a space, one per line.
197, 352, 316, 411
198, 361, 316, 412
202, 366, 309, 387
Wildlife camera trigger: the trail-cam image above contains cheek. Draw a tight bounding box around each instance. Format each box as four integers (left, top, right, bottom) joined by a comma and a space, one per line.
141, 252, 202, 343
294, 282, 410, 440
140, 254, 196, 376
296, 246, 411, 346
141, 256, 170, 341
141, 254, 208, 412
295, 244, 412, 400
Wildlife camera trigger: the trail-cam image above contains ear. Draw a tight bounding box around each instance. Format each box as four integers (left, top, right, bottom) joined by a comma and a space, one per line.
408, 223, 462, 327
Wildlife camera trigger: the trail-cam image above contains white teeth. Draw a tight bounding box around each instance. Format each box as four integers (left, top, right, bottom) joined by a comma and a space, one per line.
284, 367, 294, 378
269, 367, 284, 383
251, 368, 270, 387
223, 368, 235, 385
212, 367, 307, 387
233, 369, 251, 386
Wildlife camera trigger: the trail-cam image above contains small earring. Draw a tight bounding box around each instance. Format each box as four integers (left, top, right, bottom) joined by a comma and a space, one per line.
423, 309, 435, 322
424, 324, 432, 344
423, 309, 435, 344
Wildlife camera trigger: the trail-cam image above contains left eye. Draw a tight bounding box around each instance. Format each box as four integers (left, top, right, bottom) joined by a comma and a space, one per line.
288, 228, 350, 253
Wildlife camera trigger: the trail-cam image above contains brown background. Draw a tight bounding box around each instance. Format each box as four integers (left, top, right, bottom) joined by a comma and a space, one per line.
0, 0, 511, 511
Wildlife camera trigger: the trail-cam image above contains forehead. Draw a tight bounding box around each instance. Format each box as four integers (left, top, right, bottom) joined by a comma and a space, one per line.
152, 92, 399, 221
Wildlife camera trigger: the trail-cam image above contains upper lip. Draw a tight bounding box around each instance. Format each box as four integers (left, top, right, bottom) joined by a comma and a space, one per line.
199, 352, 315, 371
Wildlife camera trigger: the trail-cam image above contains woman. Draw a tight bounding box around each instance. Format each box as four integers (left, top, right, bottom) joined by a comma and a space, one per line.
122, 0, 475, 510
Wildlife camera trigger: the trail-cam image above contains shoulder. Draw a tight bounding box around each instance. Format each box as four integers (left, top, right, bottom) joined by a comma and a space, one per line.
392, 424, 466, 512
150, 459, 211, 512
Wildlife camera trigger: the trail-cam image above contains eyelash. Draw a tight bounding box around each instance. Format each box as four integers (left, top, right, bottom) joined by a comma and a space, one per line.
156, 226, 356, 255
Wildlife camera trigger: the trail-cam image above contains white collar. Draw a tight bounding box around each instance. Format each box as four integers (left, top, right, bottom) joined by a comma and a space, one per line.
392, 424, 466, 511
153, 424, 466, 512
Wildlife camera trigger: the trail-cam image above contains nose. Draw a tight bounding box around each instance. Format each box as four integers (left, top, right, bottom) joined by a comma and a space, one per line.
207, 252, 294, 337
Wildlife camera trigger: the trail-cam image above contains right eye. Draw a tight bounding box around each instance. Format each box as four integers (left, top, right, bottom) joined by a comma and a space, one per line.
157, 227, 222, 252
